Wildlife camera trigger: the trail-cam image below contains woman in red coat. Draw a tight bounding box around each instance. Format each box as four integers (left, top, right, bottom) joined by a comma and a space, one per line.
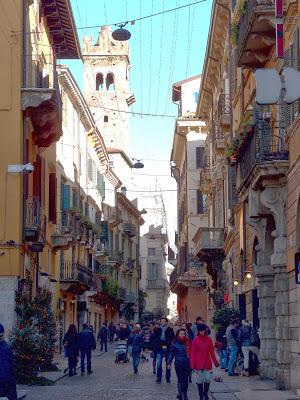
190, 324, 219, 400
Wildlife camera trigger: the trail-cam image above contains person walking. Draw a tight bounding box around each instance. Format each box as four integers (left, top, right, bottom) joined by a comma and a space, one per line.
155, 317, 175, 384
127, 325, 144, 374
238, 320, 260, 376
226, 318, 240, 376
149, 322, 160, 375
98, 322, 108, 352
192, 317, 211, 338
168, 328, 191, 400
108, 322, 116, 343
63, 324, 80, 376
79, 323, 96, 375
0, 324, 17, 400
190, 324, 219, 400
118, 322, 131, 340
215, 325, 228, 370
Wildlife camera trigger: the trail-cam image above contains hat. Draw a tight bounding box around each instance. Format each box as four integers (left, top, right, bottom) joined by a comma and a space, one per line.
0, 324, 4, 334
197, 323, 207, 332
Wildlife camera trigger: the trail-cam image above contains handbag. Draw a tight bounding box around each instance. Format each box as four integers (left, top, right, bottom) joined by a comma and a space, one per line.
213, 368, 223, 382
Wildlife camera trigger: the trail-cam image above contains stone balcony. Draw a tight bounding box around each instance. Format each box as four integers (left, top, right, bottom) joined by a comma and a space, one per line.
51, 211, 76, 251
146, 279, 169, 289
235, 0, 277, 67
193, 227, 225, 262
24, 197, 47, 253
217, 94, 231, 128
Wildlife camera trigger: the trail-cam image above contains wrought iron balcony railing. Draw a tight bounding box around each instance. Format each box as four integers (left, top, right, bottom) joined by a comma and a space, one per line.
217, 94, 231, 126
237, 117, 289, 191
24, 197, 46, 246
60, 261, 93, 287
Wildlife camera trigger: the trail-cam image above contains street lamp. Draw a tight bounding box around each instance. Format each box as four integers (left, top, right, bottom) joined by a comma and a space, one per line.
132, 158, 144, 169
112, 23, 131, 41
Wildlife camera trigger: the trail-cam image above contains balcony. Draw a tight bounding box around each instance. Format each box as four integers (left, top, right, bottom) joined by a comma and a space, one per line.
236, 117, 289, 192
51, 211, 76, 251
123, 223, 137, 237
24, 197, 46, 252
147, 279, 169, 289
108, 250, 124, 266
218, 94, 231, 127
214, 127, 226, 151
193, 228, 225, 262
60, 261, 93, 293
22, 61, 62, 148
235, 0, 276, 67
200, 163, 213, 194
125, 258, 136, 273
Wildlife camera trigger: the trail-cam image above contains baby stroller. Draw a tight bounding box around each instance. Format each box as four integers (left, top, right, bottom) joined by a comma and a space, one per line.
115, 341, 129, 364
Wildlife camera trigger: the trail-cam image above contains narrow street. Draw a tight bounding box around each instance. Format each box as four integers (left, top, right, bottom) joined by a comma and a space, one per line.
19, 346, 299, 400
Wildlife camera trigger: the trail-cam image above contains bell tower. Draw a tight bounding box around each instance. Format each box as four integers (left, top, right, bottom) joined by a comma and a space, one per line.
82, 26, 135, 154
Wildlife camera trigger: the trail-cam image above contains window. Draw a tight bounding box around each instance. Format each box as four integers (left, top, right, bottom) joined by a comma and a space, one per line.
96, 73, 104, 90
87, 157, 93, 181
148, 263, 159, 280
48, 173, 57, 224
97, 170, 105, 200
104, 115, 108, 123
197, 190, 207, 214
106, 73, 115, 91
148, 248, 156, 256
60, 183, 70, 210
196, 147, 206, 169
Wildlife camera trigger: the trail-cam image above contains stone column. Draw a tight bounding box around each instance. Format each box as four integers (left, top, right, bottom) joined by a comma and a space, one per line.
261, 186, 290, 389
249, 217, 277, 379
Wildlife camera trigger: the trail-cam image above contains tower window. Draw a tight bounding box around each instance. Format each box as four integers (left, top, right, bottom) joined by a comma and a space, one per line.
104, 116, 108, 123
106, 73, 115, 91
96, 73, 104, 91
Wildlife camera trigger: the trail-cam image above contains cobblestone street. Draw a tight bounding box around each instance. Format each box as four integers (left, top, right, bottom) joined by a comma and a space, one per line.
22, 347, 199, 400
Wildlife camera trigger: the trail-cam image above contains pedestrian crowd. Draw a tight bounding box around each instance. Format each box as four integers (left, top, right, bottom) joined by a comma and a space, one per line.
0, 315, 260, 400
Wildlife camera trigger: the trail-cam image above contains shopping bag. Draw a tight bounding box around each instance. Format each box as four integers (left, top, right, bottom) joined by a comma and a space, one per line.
213, 368, 223, 382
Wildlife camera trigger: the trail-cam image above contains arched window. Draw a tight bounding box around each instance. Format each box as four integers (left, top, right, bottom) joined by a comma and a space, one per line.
106, 73, 115, 91
104, 115, 108, 123
96, 73, 104, 91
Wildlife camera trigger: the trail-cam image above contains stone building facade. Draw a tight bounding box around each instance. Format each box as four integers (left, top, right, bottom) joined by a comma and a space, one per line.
195, 0, 300, 391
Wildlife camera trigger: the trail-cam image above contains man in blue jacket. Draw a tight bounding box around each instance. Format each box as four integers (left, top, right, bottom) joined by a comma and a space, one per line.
0, 323, 17, 400
79, 323, 96, 376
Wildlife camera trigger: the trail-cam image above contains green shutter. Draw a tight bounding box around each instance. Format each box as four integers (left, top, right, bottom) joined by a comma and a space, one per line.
97, 171, 105, 200
62, 184, 70, 210
100, 221, 109, 241
88, 158, 93, 181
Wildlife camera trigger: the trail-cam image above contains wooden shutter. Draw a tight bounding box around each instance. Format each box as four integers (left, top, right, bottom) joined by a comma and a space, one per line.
197, 190, 204, 214
48, 173, 57, 224
196, 147, 206, 169
228, 165, 238, 208
97, 171, 105, 200
33, 155, 41, 200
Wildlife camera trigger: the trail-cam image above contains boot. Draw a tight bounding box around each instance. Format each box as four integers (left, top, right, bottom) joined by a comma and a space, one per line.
197, 383, 204, 400
203, 382, 210, 400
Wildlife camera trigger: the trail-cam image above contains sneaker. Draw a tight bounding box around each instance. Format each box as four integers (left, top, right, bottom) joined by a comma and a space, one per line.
134, 368, 138, 374
81, 372, 85, 376
153, 369, 156, 375
87, 371, 93, 375
155, 379, 161, 384
166, 379, 171, 383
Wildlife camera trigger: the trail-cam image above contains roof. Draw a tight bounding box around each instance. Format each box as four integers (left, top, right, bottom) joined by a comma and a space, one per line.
42, 0, 81, 59
117, 193, 145, 225
106, 148, 134, 168
172, 74, 201, 102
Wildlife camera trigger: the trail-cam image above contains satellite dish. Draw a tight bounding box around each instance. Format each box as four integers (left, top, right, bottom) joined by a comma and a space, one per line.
282, 67, 300, 103
255, 68, 281, 105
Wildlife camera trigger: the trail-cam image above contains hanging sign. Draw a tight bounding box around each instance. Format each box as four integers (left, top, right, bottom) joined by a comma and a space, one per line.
275, 0, 284, 58
295, 253, 300, 284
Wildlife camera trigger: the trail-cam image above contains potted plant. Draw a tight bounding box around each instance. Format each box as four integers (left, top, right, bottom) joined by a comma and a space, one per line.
225, 137, 240, 165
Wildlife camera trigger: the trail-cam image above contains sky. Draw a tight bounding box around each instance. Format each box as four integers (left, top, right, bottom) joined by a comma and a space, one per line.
64, 0, 212, 242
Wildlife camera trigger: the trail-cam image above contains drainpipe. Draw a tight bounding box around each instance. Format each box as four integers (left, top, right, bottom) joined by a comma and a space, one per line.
22, 1, 27, 277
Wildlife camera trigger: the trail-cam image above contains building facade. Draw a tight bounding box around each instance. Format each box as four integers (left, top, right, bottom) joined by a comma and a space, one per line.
196, 0, 300, 391
0, 0, 80, 332
140, 225, 170, 318
170, 76, 211, 323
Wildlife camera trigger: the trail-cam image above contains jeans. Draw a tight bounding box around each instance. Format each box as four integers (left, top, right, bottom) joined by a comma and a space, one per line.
156, 349, 171, 382
175, 363, 190, 396
0, 380, 17, 400
219, 348, 229, 369
241, 346, 260, 370
101, 340, 107, 352
132, 351, 141, 371
81, 349, 92, 372
228, 346, 238, 375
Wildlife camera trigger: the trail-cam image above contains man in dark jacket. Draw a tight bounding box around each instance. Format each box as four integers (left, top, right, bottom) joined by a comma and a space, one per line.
79, 323, 96, 375
155, 317, 175, 384
0, 323, 17, 400
98, 323, 108, 352
108, 322, 116, 343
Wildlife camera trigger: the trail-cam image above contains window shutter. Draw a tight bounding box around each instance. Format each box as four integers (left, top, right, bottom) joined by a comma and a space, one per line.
196, 147, 206, 169
228, 165, 238, 208
48, 173, 57, 223
72, 188, 78, 209
87, 158, 93, 181
97, 171, 105, 200
33, 155, 41, 200
62, 184, 70, 210
197, 190, 204, 214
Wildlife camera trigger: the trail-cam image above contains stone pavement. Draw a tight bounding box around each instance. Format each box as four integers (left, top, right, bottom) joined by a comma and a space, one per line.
17, 346, 300, 400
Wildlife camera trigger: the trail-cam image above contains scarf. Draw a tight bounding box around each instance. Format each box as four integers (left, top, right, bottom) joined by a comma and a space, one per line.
178, 337, 191, 357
